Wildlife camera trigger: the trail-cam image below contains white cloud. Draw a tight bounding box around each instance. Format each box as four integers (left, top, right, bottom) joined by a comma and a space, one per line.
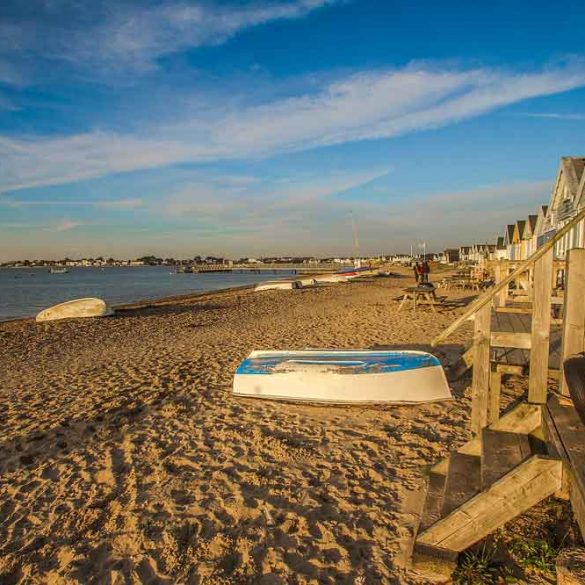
1, 0, 336, 77
516, 112, 585, 120
1, 63, 585, 192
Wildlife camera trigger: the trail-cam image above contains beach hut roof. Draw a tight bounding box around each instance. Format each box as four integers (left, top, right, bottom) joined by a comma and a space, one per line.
496, 236, 506, 249
526, 214, 538, 235
548, 156, 585, 217
512, 220, 526, 243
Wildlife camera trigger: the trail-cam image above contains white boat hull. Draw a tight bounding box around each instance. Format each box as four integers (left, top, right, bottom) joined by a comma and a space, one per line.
255, 281, 302, 291
233, 350, 451, 404
314, 275, 349, 283
36, 297, 114, 322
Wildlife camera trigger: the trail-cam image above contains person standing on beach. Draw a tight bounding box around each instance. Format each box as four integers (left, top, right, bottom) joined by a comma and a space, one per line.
413, 262, 420, 283
422, 260, 430, 283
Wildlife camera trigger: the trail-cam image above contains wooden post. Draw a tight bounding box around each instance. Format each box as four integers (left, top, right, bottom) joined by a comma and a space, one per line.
494, 262, 507, 308
561, 248, 585, 396
489, 369, 502, 424
471, 303, 492, 435
529, 249, 553, 404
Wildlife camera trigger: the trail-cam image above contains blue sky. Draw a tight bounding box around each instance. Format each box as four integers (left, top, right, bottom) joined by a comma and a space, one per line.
1, 0, 585, 260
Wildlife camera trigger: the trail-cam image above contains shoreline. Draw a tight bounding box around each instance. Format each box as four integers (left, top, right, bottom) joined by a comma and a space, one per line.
0, 269, 369, 324
0, 280, 278, 325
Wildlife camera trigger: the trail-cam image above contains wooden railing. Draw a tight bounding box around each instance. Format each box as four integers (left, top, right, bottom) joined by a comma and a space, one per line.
431, 208, 585, 436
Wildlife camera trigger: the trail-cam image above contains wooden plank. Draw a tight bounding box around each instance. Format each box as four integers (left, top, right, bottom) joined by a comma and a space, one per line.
490, 332, 532, 349
489, 370, 502, 424
494, 261, 507, 308
441, 453, 482, 517
471, 304, 492, 434
481, 429, 532, 488
496, 306, 532, 314
430, 403, 542, 475
546, 395, 585, 514
417, 456, 562, 552
561, 249, 585, 396
529, 249, 553, 403
420, 472, 448, 531
543, 397, 585, 537
569, 471, 585, 539
432, 208, 585, 347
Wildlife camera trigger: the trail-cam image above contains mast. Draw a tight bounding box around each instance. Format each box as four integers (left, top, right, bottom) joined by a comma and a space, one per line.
350, 211, 361, 268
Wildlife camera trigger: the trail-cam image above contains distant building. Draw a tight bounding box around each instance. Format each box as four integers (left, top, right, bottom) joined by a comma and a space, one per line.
535, 156, 585, 258
443, 248, 460, 263
495, 236, 507, 260
459, 246, 471, 262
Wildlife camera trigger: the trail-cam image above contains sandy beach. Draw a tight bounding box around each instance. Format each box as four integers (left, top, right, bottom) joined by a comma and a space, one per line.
1, 271, 486, 584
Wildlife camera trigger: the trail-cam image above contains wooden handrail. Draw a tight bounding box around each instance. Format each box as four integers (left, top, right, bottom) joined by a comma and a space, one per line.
432, 207, 585, 347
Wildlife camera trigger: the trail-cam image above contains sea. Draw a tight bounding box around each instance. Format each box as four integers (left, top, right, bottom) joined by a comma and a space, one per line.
0, 266, 294, 321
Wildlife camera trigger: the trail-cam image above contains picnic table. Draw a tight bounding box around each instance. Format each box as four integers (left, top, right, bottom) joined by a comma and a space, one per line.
398, 285, 446, 312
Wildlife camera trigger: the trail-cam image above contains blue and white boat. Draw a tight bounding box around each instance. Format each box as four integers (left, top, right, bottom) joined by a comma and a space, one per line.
233, 349, 451, 404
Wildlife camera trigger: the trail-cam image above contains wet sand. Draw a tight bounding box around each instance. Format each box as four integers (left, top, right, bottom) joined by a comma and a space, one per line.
0, 271, 482, 584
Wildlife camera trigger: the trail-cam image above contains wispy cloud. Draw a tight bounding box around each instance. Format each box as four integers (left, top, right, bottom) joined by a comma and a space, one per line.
1, 196, 145, 209
0, 0, 336, 78
515, 112, 585, 120
1, 63, 585, 193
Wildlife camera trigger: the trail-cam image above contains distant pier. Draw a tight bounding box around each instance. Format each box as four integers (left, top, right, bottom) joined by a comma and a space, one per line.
176, 263, 352, 275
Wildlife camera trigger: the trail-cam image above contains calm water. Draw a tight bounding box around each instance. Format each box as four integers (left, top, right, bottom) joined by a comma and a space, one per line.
0, 266, 292, 320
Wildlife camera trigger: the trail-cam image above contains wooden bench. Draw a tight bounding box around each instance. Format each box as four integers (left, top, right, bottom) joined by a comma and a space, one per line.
398, 287, 447, 312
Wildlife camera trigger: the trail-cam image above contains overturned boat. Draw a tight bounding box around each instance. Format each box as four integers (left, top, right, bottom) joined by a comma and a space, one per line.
233, 349, 451, 404
255, 280, 302, 292
314, 274, 350, 284
36, 297, 114, 322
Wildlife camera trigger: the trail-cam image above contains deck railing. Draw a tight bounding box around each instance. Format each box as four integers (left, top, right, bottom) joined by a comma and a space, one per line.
432, 208, 585, 436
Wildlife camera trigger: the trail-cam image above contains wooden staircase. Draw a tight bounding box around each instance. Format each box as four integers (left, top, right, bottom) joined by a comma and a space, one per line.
405, 213, 585, 579
411, 411, 562, 579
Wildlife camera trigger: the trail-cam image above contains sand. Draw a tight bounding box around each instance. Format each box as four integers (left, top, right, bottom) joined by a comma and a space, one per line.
0, 271, 482, 584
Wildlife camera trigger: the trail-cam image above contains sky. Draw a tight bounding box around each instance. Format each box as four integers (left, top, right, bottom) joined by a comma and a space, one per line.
1, 0, 585, 260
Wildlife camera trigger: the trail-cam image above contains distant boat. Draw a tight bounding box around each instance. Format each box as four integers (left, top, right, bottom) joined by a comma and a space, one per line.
255, 281, 302, 291
233, 350, 452, 404
49, 267, 69, 274
36, 297, 114, 322
314, 274, 350, 283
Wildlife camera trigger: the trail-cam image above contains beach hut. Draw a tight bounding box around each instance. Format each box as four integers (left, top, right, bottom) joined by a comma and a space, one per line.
504, 223, 515, 261
541, 156, 585, 259
533, 205, 551, 249
459, 246, 471, 263
494, 236, 507, 260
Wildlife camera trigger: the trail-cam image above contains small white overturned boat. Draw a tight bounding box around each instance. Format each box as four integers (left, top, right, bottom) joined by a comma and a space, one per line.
297, 277, 317, 287
314, 275, 349, 284
36, 297, 114, 322
233, 350, 451, 404
255, 280, 302, 292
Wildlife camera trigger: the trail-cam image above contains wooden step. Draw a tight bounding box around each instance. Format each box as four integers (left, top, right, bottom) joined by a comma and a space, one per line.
416, 455, 562, 553
420, 471, 447, 531
442, 453, 481, 517
481, 429, 532, 488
